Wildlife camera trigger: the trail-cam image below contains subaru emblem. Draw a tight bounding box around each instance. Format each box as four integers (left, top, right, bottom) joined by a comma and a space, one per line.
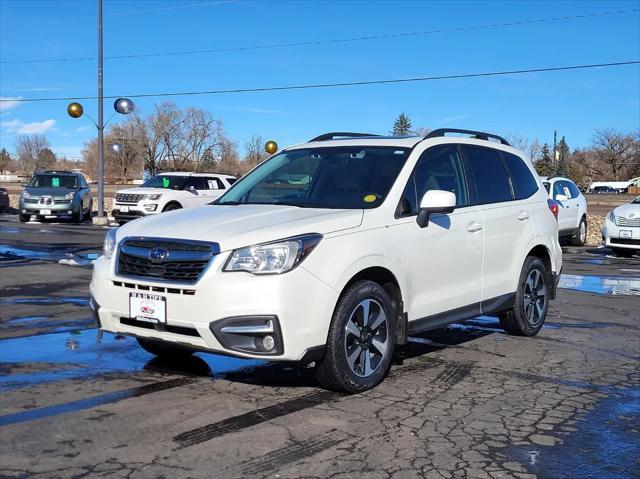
149, 247, 169, 261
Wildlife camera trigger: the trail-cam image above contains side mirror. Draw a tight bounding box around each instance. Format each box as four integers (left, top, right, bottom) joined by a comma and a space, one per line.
417, 190, 456, 228
555, 194, 568, 203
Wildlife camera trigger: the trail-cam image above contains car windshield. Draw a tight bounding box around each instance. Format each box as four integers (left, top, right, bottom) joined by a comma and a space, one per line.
216, 146, 410, 209
142, 175, 187, 189
28, 175, 77, 189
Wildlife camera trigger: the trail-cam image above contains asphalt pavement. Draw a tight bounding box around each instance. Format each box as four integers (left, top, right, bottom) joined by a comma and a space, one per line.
0, 214, 638, 479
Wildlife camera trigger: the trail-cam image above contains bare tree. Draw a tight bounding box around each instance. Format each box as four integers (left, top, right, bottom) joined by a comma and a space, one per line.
592, 129, 639, 180
242, 135, 268, 172
14, 135, 51, 173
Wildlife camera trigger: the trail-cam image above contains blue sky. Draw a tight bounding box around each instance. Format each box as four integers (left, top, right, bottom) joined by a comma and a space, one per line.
1, 0, 639, 160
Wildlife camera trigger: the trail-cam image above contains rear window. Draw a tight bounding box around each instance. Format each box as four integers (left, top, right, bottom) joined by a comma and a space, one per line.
463, 146, 513, 205
501, 152, 538, 199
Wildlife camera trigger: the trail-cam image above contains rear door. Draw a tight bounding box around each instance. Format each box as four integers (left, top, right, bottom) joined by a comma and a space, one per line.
462, 145, 536, 303
554, 180, 579, 232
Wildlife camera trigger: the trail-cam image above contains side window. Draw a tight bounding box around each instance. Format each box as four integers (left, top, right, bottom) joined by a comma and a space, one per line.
227, 178, 237, 186
567, 181, 581, 198
396, 144, 468, 217
552, 181, 564, 200
205, 177, 225, 190
463, 146, 514, 205
183, 177, 206, 190
501, 152, 538, 199
558, 181, 572, 199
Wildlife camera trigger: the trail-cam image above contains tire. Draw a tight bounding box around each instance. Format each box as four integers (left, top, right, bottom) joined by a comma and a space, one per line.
163, 203, 181, 212
137, 337, 194, 358
72, 207, 83, 224
612, 248, 633, 258
19, 214, 29, 223
499, 257, 550, 337
315, 280, 396, 393
571, 216, 587, 246
117, 221, 127, 226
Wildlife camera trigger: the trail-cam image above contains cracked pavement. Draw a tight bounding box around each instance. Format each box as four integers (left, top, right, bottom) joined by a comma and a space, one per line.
1, 216, 639, 478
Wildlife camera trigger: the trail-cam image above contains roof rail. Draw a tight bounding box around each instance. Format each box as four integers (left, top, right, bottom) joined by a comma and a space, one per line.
42, 170, 74, 174
309, 132, 380, 142
425, 128, 510, 146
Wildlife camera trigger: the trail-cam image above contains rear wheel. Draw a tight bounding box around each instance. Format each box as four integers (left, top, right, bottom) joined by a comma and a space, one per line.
137, 337, 194, 358
571, 217, 587, 246
315, 280, 395, 393
499, 257, 550, 336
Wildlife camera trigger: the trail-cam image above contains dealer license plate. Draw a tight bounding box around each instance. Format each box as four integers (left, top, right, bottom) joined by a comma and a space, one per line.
120, 206, 130, 213
620, 229, 632, 239
129, 292, 166, 324
40, 209, 52, 215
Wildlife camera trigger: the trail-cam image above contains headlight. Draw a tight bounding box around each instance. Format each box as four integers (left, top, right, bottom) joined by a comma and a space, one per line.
144, 194, 162, 201
22, 191, 30, 198
607, 210, 616, 225
103, 228, 117, 259
224, 234, 322, 275
64, 192, 75, 200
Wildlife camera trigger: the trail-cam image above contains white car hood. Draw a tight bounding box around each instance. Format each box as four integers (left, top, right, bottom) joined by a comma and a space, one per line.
116, 187, 168, 195
614, 202, 640, 219
116, 204, 364, 251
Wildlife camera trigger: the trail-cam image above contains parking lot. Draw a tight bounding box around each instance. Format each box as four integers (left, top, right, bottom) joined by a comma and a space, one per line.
0, 214, 638, 479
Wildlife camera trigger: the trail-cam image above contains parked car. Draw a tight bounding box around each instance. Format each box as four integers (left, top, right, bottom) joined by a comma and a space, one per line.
112, 172, 237, 225
590, 185, 618, 194
0, 187, 9, 212
91, 129, 562, 393
18, 171, 92, 223
541, 176, 588, 245
602, 196, 640, 256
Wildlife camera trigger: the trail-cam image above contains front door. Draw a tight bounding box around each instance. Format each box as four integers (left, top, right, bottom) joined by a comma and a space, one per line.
399, 144, 484, 322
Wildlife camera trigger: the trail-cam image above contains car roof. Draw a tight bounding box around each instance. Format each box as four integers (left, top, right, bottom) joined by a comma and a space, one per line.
161, 172, 235, 178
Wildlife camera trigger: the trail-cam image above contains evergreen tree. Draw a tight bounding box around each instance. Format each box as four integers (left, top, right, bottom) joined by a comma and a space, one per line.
0, 148, 11, 174
391, 113, 413, 135
535, 143, 554, 176
555, 136, 570, 176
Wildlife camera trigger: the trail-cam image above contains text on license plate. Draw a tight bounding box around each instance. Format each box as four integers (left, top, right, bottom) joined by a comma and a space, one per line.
129, 292, 166, 323
40, 209, 52, 215
620, 229, 632, 239
120, 206, 130, 212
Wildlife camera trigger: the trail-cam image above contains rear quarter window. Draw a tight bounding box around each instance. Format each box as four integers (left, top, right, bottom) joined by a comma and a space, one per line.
501, 152, 539, 199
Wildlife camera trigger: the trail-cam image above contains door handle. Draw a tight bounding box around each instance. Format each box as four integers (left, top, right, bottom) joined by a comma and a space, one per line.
517, 211, 530, 221
467, 221, 483, 232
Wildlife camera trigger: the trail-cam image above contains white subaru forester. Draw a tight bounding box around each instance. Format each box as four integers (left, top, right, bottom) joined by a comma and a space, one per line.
91, 129, 562, 393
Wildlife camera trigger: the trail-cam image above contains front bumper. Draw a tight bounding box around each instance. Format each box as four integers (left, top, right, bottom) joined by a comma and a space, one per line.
19, 200, 78, 216
113, 202, 158, 222
90, 253, 337, 361
601, 219, 640, 250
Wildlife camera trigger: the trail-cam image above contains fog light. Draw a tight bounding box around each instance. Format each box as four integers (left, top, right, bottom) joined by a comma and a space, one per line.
22, 209, 27, 213
262, 335, 275, 351
68, 210, 72, 214
144, 204, 158, 211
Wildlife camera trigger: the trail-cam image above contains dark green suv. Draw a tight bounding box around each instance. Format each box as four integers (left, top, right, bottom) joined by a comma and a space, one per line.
19, 171, 93, 223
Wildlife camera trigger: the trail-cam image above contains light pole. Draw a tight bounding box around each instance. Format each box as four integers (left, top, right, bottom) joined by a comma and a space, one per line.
67, 97, 133, 224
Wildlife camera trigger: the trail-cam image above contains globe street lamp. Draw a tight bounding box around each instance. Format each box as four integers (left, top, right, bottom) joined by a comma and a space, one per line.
67, 97, 134, 224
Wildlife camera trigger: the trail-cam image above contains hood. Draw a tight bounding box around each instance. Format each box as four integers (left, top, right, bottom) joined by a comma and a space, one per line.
116, 187, 168, 195
117, 204, 363, 251
614, 202, 640, 218
24, 187, 76, 197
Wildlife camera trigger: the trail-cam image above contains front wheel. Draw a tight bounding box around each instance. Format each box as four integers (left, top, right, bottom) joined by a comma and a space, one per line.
162, 203, 181, 212
315, 280, 396, 393
19, 214, 30, 223
612, 247, 633, 258
137, 337, 194, 358
571, 217, 587, 246
499, 257, 550, 336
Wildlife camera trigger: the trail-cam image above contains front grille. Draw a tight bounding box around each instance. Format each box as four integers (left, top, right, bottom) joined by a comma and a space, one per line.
610, 238, 640, 246
54, 199, 70, 205
116, 193, 143, 203
24, 198, 38, 204
615, 216, 640, 227
120, 317, 201, 337
117, 237, 219, 283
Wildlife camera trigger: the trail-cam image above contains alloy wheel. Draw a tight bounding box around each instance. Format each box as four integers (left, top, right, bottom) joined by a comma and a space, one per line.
523, 269, 547, 326
344, 298, 389, 378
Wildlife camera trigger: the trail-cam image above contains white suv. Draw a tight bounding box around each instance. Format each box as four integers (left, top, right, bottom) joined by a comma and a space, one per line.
113, 172, 236, 224
541, 176, 588, 245
91, 129, 562, 393
602, 196, 640, 256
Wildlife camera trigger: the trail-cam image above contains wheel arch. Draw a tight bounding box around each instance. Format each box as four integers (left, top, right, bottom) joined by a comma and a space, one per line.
337, 265, 407, 345
162, 200, 182, 211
